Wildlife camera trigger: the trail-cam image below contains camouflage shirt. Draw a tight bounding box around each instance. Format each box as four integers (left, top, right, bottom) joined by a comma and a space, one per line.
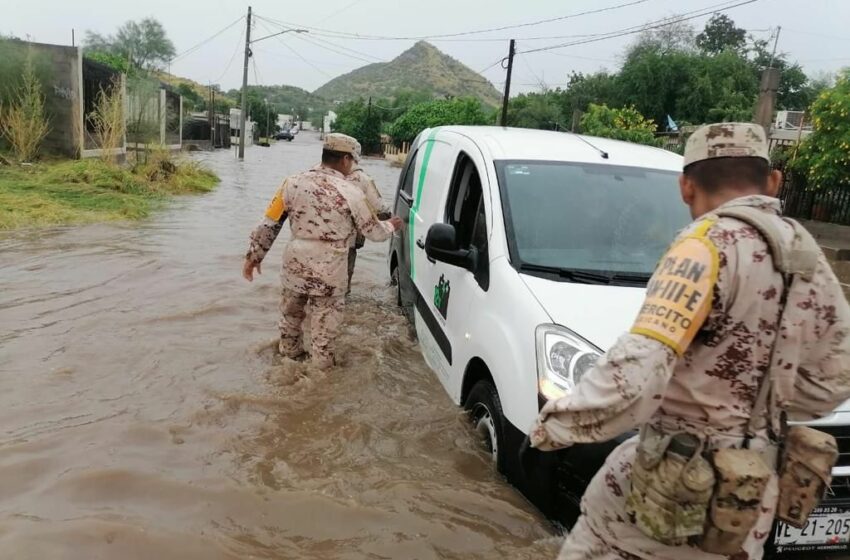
347, 166, 390, 218
246, 165, 395, 297
531, 195, 850, 559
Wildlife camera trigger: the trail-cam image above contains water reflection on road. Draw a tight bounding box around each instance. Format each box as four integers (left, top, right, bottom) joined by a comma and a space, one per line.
0, 134, 559, 559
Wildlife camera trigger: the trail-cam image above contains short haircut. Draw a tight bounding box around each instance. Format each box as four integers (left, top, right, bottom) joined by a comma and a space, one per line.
322, 149, 350, 164
683, 157, 770, 193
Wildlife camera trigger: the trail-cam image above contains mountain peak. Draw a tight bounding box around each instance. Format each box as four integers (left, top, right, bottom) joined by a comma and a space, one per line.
313, 42, 501, 107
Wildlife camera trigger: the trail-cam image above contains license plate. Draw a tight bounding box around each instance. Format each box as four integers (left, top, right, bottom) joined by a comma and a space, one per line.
775, 510, 850, 546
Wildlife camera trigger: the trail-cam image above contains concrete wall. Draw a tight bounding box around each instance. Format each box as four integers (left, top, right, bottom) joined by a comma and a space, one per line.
26, 42, 81, 157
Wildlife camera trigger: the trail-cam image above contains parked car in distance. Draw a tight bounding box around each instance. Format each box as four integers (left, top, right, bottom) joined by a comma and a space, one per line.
387, 125, 850, 559
274, 129, 294, 141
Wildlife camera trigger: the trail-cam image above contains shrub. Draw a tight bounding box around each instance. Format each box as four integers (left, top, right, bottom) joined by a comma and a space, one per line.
0, 55, 50, 162
791, 71, 850, 190
579, 104, 660, 146
89, 78, 125, 163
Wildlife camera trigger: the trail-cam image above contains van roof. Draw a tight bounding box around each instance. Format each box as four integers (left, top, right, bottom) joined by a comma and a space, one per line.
431, 126, 682, 172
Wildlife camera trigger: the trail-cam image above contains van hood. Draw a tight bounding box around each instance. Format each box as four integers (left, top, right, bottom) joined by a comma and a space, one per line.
520, 274, 645, 351
521, 274, 850, 416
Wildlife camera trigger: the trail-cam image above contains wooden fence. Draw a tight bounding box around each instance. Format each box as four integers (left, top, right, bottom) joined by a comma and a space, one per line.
777, 170, 850, 226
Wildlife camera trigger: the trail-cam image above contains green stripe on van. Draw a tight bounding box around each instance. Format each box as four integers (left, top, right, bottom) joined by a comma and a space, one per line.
409, 127, 440, 280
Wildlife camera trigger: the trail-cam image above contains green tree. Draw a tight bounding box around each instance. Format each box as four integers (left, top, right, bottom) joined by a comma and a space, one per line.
579, 104, 659, 146
791, 71, 850, 190
176, 83, 203, 112
84, 18, 176, 71
332, 98, 383, 153
559, 71, 620, 127
507, 91, 563, 130
387, 97, 489, 144
632, 16, 696, 54
696, 14, 747, 55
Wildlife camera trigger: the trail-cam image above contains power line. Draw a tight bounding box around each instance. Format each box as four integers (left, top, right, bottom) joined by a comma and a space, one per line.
258, 0, 651, 42
518, 0, 760, 55
313, 0, 368, 25
170, 16, 245, 63
213, 25, 245, 84
255, 20, 335, 79
257, 15, 385, 63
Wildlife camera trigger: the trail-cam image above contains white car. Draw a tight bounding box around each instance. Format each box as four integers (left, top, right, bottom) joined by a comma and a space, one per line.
387, 126, 850, 558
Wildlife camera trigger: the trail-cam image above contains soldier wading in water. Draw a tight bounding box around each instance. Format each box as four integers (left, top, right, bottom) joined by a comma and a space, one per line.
527, 123, 850, 560
242, 133, 402, 368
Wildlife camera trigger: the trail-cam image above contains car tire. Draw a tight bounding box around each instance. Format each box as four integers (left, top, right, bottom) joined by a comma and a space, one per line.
465, 379, 506, 473
391, 264, 402, 307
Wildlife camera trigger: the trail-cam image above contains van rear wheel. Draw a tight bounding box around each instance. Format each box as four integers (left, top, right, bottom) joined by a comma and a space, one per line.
465, 380, 506, 472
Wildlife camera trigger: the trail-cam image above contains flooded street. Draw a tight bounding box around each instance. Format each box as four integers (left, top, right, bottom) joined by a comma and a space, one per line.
0, 133, 559, 559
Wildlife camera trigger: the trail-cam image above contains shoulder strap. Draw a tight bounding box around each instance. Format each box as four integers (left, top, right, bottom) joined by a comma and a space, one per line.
712, 207, 820, 442
715, 207, 820, 281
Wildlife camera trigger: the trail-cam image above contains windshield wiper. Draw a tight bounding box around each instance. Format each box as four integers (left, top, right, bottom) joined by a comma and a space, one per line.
519, 263, 612, 285
609, 272, 652, 284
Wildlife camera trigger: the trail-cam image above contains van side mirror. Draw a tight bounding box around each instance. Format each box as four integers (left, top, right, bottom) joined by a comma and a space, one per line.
425, 223, 477, 271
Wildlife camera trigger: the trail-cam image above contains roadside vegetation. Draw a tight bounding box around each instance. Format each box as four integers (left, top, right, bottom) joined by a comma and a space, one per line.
0, 154, 218, 230
0, 28, 218, 230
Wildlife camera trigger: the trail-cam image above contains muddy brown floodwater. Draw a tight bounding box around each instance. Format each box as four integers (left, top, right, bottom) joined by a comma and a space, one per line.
0, 133, 560, 560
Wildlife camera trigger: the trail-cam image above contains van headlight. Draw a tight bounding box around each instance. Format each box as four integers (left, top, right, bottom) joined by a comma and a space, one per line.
535, 324, 602, 401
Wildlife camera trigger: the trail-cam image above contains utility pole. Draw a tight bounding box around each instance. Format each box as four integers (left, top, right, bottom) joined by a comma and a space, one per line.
500, 40, 516, 127
754, 26, 782, 132
71, 29, 75, 47
238, 6, 252, 160
768, 26, 782, 69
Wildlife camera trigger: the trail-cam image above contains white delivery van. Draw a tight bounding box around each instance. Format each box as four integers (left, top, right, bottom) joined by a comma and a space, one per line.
387, 126, 850, 557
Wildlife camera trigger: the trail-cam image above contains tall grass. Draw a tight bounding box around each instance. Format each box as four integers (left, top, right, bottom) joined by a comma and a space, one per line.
0, 54, 50, 162
89, 78, 125, 163
0, 156, 219, 229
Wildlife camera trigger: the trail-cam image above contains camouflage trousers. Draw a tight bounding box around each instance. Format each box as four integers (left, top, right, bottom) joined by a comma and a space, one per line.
279, 289, 344, 369
347, 234, 365, 295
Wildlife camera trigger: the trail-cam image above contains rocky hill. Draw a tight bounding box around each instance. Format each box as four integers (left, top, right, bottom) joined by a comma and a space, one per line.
313, 41, 502, 107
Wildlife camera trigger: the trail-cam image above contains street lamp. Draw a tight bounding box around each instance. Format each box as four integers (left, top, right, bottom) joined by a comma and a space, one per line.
250, 28, 308, 46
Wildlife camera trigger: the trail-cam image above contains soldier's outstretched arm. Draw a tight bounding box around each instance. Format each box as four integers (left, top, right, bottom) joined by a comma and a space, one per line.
349, 194, 398, 242
243, 183, 288, 281
531, 224, 722, 450
531, 334, 678, 450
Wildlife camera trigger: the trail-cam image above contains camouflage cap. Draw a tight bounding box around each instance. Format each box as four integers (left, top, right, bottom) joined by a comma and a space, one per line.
324, 133, 360, 161
683, 122, 769, 168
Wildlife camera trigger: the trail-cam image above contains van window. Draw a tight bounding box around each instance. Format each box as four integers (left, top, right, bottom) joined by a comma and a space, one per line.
445, 153, 489, 289
401, 150, 419, 198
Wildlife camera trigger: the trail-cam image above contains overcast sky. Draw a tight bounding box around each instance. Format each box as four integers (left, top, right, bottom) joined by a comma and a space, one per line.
5, 0, 850, 96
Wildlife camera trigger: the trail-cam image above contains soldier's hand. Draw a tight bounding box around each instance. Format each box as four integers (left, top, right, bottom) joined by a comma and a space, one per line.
243, 259, 261, 282
388, 216, 403, 231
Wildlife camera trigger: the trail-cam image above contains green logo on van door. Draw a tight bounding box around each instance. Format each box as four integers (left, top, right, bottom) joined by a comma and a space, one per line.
434, 274, 451, 319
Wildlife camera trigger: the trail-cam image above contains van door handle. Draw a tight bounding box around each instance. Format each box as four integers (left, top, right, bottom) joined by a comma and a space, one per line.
416, 238, 435, 263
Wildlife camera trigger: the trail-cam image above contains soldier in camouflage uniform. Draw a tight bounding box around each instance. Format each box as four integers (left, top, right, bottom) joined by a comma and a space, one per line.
346, 141, 391, 294
242, 133, 402, 368
528, 123, 850, 560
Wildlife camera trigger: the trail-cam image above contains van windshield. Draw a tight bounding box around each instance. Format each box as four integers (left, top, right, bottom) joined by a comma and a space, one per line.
495, 160, 691, 284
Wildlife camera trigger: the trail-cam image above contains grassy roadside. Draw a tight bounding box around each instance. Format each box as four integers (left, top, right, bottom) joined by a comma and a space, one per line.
0, 154, 219, 230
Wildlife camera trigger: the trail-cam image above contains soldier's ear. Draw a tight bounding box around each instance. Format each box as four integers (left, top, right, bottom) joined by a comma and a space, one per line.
766, 169, 782, 197
679, 173, 695, 207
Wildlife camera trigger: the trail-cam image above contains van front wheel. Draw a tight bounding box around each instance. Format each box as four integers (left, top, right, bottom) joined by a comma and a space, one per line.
465, 380, 506, 473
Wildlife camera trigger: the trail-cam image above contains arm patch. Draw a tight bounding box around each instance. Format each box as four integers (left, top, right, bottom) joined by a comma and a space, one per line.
631, 233, 719, 356
264, 184, 287, 222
